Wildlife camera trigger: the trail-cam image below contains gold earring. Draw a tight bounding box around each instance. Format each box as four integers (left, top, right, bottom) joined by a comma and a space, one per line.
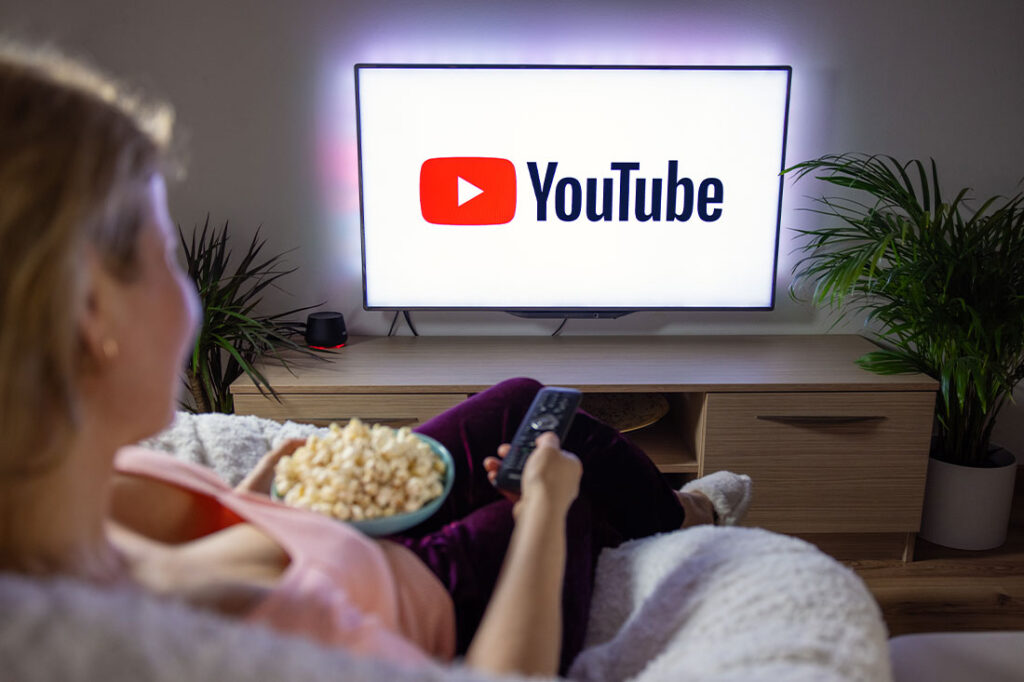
101, 338, 119, 360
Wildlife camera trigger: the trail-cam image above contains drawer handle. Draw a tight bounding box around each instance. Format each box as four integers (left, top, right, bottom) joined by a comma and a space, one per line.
755, 415, 887, 425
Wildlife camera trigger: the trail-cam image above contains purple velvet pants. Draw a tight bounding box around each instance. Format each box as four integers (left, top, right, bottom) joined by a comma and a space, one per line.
393, 377, 685, 673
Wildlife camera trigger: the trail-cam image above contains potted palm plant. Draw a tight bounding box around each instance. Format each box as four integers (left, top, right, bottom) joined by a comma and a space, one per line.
180, 216, 322, 414
786, 153, 1024, 549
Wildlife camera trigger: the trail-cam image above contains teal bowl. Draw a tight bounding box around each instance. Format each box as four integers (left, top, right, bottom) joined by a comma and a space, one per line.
273, 433, 454, 537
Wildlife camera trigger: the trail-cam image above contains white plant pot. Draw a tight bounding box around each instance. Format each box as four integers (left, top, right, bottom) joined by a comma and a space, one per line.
918, 448, 1018, 550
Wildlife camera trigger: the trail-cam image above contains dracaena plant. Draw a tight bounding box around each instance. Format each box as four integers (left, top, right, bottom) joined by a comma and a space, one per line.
179, 216, 321, 413
786, 153, 1024, 467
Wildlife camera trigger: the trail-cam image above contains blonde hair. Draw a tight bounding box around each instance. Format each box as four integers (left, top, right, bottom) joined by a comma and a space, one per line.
0, 42, 175, 475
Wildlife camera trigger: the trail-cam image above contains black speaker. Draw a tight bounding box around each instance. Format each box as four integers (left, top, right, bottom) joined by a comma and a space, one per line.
305, 311, 347, 348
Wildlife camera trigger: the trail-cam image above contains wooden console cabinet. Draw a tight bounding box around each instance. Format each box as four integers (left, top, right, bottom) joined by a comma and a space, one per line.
231, 335, 937, 560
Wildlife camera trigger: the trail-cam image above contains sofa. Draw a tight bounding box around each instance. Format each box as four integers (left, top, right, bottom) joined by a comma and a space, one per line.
0, 412, 893, 681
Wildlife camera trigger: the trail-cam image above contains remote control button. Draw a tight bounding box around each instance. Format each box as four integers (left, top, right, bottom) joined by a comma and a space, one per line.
530, 414, 560, 431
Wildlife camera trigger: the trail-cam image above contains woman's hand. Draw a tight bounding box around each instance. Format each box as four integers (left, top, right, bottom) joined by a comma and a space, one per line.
234, 438, 306, 496
467, 431, 581, 677
484, 432, 581, 516
483, 448, 517, 502
515, 432, 581, 518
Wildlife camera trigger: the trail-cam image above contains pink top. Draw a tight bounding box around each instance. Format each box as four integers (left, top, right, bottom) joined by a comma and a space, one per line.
114, 446, 456, 666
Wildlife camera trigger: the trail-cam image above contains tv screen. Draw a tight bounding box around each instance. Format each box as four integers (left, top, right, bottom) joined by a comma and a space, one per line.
355, 64, 791, 316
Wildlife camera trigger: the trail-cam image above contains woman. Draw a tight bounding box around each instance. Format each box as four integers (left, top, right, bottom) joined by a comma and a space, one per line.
0, 44, 751, 678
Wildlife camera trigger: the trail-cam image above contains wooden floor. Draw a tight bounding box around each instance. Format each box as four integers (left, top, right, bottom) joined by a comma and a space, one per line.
850, 472, 1024, 636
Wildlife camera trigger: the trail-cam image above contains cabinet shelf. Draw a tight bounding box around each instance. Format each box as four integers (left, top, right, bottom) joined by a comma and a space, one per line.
627, 415, 699, 474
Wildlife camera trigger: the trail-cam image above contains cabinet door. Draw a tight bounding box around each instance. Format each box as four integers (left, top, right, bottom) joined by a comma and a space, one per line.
702, 391, 935, 533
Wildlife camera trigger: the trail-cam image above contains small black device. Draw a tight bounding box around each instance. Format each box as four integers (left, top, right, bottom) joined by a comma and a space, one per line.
305, 311, 347, 348
494, 386, 582, 493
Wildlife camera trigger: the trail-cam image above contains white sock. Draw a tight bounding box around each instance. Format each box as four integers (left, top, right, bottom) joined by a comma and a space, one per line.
681, 471, 753, 526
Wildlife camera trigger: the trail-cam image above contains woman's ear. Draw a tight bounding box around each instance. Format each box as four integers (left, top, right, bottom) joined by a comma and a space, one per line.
77, 250, 122, 367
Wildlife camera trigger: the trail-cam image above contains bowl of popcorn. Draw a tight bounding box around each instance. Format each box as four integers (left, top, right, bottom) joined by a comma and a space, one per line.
271, 418, 454, 536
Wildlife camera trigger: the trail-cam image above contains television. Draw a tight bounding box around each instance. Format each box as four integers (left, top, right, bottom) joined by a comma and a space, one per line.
354, 64, 791, 318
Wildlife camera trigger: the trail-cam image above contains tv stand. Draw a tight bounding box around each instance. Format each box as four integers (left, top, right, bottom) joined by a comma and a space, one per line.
231, 334, 938, 561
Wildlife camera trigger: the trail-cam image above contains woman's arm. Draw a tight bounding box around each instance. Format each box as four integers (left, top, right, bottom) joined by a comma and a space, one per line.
465, 432, 581, 677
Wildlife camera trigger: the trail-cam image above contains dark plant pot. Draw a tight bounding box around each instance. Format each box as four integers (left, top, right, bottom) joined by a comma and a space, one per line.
919, 446, 1018, 550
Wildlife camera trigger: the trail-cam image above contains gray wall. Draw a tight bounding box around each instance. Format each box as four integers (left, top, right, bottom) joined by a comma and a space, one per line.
3, 0, 1022, 452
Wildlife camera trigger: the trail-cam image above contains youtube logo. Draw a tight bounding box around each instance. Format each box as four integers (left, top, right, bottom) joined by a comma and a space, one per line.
420, 157, 517, 225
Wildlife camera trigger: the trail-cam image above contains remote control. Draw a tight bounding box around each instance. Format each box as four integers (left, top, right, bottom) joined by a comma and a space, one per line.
494, 386, 582, 493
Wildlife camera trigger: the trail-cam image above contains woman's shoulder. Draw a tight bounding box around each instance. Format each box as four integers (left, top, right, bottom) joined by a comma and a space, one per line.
115, 446, 232, 492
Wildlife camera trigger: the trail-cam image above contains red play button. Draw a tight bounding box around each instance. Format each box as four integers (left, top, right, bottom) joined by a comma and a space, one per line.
419, 157, 517, 225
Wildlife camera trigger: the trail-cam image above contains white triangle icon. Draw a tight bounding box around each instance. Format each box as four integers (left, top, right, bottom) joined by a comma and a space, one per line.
457, 176, 484, 207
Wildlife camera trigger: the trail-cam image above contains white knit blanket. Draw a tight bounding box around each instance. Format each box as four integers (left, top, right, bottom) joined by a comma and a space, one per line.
0, 412, 892, 682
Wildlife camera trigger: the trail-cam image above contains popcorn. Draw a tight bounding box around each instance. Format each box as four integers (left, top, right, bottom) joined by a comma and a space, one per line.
273, 419, 447, 522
